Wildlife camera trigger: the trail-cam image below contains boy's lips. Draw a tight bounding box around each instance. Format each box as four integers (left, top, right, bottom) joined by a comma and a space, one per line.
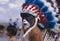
23, 23, 27, 25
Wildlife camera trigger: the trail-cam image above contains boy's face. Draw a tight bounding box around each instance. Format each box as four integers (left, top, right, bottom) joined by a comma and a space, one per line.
21, 13, 35, 29
22, 19, 30, 29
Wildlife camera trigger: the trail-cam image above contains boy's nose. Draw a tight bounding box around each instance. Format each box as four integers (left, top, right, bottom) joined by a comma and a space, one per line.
23, 19, 27, 22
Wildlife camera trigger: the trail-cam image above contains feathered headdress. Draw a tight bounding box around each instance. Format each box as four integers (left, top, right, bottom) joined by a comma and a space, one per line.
21, 0, 56, 29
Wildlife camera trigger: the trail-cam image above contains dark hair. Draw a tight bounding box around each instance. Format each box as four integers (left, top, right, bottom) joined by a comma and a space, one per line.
0, 25, 4, 30
7, 25, 17, 36
21, 13, 35, 26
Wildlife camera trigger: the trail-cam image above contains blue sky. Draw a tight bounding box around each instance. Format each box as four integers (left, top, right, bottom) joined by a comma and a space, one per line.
0, 0, 25, 23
